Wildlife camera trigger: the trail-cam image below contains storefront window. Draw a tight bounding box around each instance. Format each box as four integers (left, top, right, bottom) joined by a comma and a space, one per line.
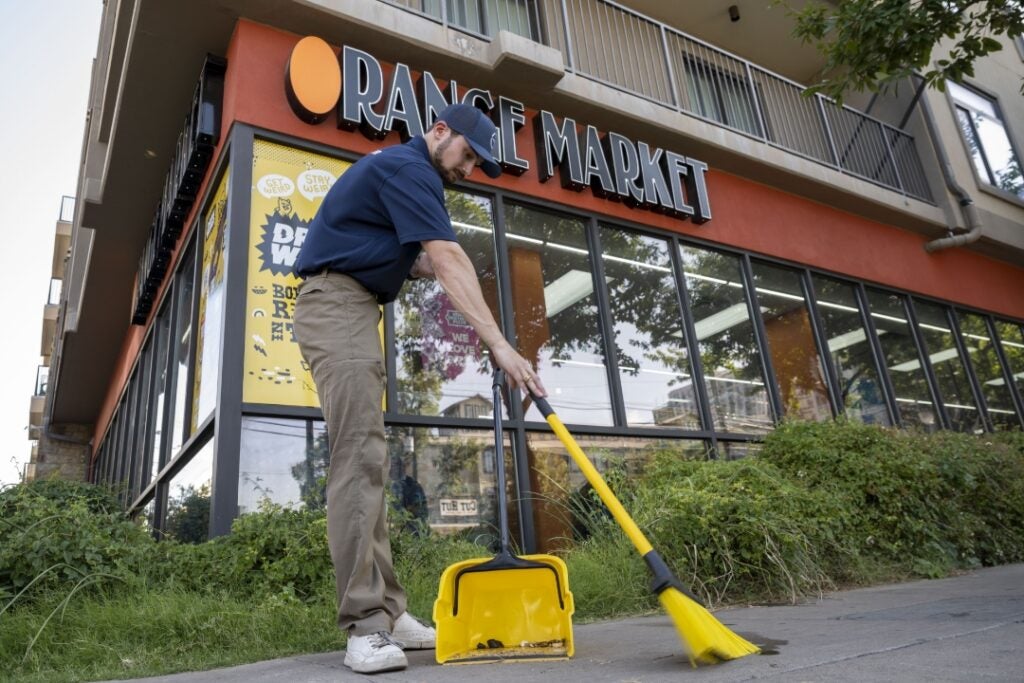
244, 140, 351, 409
504, 202, 613, 426
750, 261, 831, 421
864, 289, 938, 430
598, 225, 698, 429
170, 245, 197, 456
164, 440, 213, 543
129, 343, 153, 497
137, 496, 156, 534
238, 416, 328, 513
912, 300, 982, 433
678, 245, 772, 433
718, 441, 761, 460
149, 304, 172, 483
192, 168, 229, 431
525, 433, 706, 553
811, 276, 890, 425
387, 425, 514, 543
394, 191, 505, 418
956, 312, 1019, 429
995, 321, 1024, 403
238, 417, 516, 543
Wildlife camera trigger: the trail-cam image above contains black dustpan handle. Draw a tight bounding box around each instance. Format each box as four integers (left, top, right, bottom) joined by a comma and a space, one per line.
492, 369, 512, 557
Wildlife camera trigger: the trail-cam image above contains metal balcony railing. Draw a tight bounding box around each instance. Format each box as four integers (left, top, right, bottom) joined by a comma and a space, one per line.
379, 0, 934, 203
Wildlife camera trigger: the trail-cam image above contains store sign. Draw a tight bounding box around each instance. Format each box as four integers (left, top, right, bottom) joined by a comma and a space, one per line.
132, 56, 227, 325
285, 37, 711, 223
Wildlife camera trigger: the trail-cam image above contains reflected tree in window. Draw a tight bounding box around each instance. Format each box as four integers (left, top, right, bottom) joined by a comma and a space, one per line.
751, 261, 831, 421
504, 202, 613, 425
912, 299, 982, 433
164, 483, 210, 544
865, 289, 939, 431
291, 427, 329, 510
957, 312, 1020, 430
394, 191, 501, 418
678, 245, 772, 433
599, 226, 698, 428
995, 321, 1024, 404
812, 276, 890, 425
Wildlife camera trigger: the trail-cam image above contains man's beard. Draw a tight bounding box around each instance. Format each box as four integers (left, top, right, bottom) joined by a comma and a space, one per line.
431, 135, 464, 183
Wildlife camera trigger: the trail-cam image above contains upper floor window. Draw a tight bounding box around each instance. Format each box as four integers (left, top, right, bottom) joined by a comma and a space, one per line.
948, 81, 1024, 200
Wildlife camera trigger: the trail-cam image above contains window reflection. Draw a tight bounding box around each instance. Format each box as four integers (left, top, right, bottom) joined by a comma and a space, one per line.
682, 57, 760, 136
170, 247, 197, 456
164, 440, 213, 543
504, 202, 613, 425
598, 226, 698, 429
238, 417, 519, 544
394, 191, 504, 418
149, 305, 172, 483
812, 276, 890, 425
995, 321, 1024, 408
912, 300, 981, 433
957, 312, 1019, 430
525, 433, 707, 553
678, 245, 772, 433
192, 169, 229, 431
949, 81, 1024, 199
718, 441, 761, 460
750, 261, 831, 421
388, 425, 514, 545
864, 289, 938, 430
239, 417, 329, 513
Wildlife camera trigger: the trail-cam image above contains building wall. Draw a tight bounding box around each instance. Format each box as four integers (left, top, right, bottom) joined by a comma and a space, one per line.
81, 14, 1024, 544
223, 20, 1024, 318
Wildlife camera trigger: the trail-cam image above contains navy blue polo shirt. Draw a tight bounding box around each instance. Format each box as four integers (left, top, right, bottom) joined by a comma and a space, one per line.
295, 136, 457, 303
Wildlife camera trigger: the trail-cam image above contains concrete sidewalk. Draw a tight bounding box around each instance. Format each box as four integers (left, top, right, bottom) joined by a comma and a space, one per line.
103, 563, 1024, 682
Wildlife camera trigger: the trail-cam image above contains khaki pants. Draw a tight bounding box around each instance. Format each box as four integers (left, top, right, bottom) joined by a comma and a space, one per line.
293, 270, 406, 636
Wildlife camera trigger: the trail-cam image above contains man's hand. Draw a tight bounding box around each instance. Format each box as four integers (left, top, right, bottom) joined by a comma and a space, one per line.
422, 239, 547, 397
489, 341, 547, 398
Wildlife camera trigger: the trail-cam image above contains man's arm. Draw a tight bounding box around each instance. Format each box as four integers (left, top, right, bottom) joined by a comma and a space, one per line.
421, 239, 546, 396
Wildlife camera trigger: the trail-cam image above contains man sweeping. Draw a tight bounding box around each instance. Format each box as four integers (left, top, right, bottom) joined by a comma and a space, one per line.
293, 102, 547, 674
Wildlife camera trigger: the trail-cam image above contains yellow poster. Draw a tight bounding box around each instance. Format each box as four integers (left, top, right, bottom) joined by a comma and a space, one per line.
244, 139, 351, 407
192, 166, 230, 430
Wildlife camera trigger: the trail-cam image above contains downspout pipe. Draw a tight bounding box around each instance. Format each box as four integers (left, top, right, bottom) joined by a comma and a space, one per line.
915, 79, 983, 252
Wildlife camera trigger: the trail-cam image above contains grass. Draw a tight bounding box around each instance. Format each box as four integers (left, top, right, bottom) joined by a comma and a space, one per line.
3, 423, 1022, 681
0, 585, 341, 683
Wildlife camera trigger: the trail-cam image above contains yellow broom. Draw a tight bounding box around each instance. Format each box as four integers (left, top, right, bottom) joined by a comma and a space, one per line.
530, 392, 760, 666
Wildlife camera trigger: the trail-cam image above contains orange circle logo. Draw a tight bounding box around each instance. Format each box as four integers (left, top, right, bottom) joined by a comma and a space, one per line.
285, 36, 341, 124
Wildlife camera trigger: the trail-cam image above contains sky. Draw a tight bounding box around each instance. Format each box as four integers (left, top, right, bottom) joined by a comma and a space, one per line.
0, 1, 103, 486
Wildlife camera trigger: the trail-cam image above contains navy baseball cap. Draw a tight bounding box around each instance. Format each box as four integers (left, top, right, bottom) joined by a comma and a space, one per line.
437, 103, 502, 178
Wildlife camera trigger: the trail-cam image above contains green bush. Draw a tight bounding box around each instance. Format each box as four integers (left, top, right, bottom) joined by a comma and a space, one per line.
759, 421, 1024, 578
3, 421, 1023, 681
627, 455, 841, 605
0, 480, 153, 602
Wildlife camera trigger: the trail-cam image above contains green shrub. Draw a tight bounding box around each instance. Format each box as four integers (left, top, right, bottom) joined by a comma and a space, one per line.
759, 421, 1024, 577
0, 480, 153, 603
628, 455, 840, 605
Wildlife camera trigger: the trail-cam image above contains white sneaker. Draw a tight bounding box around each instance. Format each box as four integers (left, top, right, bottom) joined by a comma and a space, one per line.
344, 631, 408, 674
391, 612, 437, 650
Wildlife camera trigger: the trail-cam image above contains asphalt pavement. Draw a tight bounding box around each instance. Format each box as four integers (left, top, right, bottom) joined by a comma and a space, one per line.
100, 562, 1024, 682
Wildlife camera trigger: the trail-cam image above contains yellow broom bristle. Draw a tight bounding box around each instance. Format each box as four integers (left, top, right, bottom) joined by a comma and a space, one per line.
658, 587, 760, 667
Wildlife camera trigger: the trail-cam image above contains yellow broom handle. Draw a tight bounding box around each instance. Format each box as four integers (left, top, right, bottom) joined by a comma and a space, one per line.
543, 412, 654, 557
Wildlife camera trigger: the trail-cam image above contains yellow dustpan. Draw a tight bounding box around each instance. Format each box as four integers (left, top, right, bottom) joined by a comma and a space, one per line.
529, 390, 760, 667
434, 371, 574, 664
